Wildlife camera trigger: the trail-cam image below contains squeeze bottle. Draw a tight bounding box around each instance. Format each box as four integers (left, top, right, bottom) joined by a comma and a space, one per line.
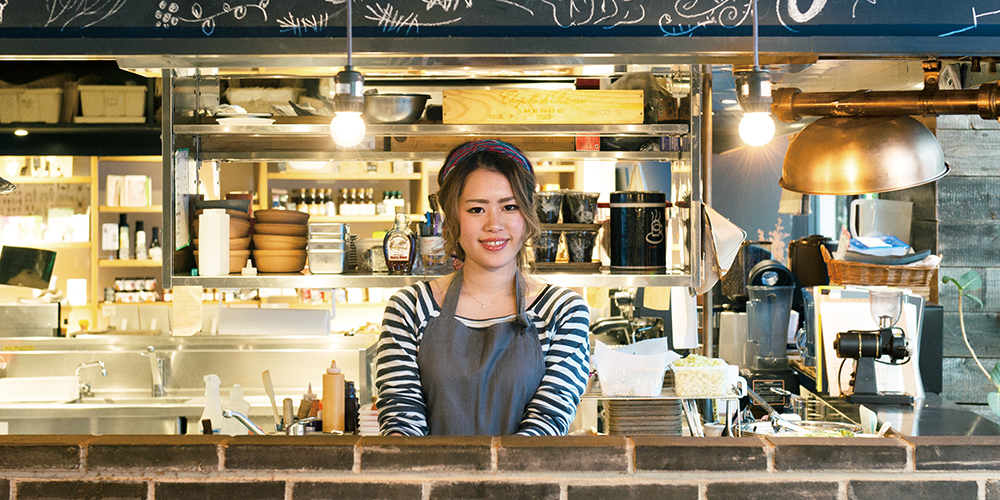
322, 360, 345, 433
199, 374, 223, 434
220, 384, 252, 436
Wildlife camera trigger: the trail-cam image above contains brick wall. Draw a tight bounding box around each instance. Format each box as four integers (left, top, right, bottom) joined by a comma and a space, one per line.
1, 435, 999, 500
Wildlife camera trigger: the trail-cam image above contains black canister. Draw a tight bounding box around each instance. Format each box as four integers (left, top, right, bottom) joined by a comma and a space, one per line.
610, 191, 666, 272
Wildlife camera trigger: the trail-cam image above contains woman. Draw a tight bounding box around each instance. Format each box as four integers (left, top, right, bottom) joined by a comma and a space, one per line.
375, 139, 591, 436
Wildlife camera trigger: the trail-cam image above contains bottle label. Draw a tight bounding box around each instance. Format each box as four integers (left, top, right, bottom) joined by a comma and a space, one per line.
386, 234, 411, 261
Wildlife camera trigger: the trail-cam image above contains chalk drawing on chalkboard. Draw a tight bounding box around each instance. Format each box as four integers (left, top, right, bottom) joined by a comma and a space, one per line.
277, 12, 330, 36
534, 0, 646, 28
0, 0, 7, 24
364, 2, 461, 34
940, 7, 1000, 36
155, 0, 270, 36
45, 0, 129, 30
423, 0, 475, 12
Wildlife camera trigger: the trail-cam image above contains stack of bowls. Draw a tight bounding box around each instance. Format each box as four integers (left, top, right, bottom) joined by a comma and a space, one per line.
191, 206, 252, 274
252, 209, 309, 273
307, 222, 349, 274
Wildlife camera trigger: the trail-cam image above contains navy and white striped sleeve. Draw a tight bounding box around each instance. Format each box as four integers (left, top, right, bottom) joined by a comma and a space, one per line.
517, 286, 591, 436
375, 284, 430, 436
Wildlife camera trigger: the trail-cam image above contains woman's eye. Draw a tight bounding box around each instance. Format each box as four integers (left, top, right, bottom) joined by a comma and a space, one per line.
503, 204, 520, 212
467, 207, 484, 214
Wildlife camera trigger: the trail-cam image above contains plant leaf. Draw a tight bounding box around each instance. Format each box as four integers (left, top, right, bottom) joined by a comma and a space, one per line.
992, 362, 1000, 386
989, 392, 1000, 418
959, 270, 983, 291
966, 293, 985, 309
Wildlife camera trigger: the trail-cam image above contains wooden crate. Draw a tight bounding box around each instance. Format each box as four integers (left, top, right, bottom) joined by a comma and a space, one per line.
390, 136, 576, 152
443, 89, 644, 124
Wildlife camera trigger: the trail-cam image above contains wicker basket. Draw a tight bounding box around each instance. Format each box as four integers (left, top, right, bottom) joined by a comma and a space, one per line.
821, 246, 938, 300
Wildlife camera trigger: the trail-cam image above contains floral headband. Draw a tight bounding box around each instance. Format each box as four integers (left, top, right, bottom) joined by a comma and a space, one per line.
440, 139, 534, 180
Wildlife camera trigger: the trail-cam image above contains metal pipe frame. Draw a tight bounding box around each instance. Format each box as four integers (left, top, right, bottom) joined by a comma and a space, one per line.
771, 82, 1000, 122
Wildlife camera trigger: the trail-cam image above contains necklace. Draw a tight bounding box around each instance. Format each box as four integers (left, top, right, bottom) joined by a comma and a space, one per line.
461, 288, 510, 309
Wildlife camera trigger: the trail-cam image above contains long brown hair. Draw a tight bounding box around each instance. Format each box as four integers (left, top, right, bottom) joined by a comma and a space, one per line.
437, 140, 540, 272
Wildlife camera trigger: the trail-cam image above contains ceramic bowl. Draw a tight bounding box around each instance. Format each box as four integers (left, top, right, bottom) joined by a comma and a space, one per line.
192, 217, 251, 239
254, 209, 309, 225
253, 249, 307, 273
191, 208, 250, 221
194, 249, 251, 274
252, 233, 307, 250
192, 235, 251, 251
253, 222, 308, 237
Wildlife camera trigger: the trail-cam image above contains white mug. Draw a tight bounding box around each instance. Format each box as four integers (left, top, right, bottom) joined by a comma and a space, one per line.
849, 199, 913, 244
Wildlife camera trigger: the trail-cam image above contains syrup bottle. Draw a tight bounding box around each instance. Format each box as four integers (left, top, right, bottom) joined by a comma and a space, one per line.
383, 206, 415, 275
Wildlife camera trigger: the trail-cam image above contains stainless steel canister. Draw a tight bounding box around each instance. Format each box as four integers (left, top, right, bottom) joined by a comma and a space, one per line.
610, 191, 666, 272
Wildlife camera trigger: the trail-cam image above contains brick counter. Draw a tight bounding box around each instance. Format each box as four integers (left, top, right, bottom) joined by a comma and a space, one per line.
1, 435, 999, 499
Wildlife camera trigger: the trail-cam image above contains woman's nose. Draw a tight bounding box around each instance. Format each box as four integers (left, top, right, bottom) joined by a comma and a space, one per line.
483, 208, 503, 230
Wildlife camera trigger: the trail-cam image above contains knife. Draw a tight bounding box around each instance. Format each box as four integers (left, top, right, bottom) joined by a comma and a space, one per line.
262, 370, 281, 432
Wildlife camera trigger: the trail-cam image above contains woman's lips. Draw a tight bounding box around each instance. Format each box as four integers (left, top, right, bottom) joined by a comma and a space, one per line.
480, 238, 509, 252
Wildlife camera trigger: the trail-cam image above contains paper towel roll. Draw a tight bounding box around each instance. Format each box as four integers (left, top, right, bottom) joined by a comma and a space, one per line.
198, 209, 230, 276
172, 285, 203, 336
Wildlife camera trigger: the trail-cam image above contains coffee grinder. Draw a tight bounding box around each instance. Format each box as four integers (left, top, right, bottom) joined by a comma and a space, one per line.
743, 261, 799, 416
833, 289, 913, 405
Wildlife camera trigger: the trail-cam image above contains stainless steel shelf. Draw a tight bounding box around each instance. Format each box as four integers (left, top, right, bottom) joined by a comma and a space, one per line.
170, 270, 692, 289
200, 150, 689, 162
581, 386, 742, 401
174, 123, 690, 137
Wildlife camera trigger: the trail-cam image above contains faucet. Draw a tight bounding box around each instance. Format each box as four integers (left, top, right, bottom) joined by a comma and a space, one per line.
140, 346, 166, 397
222, 410, 267, 435
75, 361, 107, 398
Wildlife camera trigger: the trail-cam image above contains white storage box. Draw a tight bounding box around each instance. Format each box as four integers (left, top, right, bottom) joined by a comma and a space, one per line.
0, 375, 79, 403
226, 87, 303, 114
0, 88, 63, 124
593, 339, 677, 397
77, 85, 147, 123
671, 364, 730, 398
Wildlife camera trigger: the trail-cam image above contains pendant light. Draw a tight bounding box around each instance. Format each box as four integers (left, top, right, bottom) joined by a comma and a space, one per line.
735, 0, 774, 147
329, 0, 366, 148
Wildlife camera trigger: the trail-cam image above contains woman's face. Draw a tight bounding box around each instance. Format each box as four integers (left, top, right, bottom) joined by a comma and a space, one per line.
457, 169, 526, 273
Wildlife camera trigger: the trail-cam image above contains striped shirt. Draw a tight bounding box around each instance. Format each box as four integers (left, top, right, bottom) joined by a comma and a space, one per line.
376, 281, 591, 436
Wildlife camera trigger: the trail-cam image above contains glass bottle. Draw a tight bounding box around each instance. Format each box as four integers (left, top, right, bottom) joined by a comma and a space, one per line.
148, 227, 163, 261
324, 188, 336, 216
349, 188, 359, 216
339, 188, 350, 216
296, 188, 308, 213
383, 206, 416, 275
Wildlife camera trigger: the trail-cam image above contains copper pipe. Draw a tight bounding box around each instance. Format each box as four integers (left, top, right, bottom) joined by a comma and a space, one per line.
771, 82, 1000, 122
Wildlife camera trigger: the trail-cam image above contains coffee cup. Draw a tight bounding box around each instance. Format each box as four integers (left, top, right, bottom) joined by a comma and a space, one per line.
849, 199, 913, 244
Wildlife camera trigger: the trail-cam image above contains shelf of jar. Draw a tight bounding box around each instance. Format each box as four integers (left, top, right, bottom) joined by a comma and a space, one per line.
197, 150, 688, 162
98, 205, 163, 213
268, 172, 422, 181
98, 259, 162, 268
5, 176, 91, 184
167, 269, 692, 289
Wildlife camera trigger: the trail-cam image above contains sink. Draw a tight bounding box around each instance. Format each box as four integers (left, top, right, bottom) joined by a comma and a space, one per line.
76, 396, 195, 405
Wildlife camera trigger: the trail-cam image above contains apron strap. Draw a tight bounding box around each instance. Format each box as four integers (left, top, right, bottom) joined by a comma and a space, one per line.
440, 267, 465, 316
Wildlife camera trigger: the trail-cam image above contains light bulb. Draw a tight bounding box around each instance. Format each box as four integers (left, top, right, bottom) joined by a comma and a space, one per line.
739, 112, 775, 147
330, 112, 366, 147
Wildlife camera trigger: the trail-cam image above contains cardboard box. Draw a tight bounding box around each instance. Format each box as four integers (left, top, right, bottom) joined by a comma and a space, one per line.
77, 85, 147, 122
0, 88, 63, 124
443, 89, 643, 124
391, 136, 576, 152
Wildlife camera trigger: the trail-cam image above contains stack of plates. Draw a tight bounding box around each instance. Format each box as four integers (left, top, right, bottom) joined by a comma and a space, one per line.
252, 209, 309, 273
358, 403, 380, 436
604, 399, 683, 436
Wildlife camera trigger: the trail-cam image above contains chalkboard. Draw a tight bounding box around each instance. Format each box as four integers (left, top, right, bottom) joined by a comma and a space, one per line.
1, 0, 999, 41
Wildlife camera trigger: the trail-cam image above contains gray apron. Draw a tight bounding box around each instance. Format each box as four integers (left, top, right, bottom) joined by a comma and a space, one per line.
416, 268, 546, 435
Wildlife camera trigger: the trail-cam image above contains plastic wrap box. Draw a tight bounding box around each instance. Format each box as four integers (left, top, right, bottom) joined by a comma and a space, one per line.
0, 88, 63, 123
77, 85, 147, 123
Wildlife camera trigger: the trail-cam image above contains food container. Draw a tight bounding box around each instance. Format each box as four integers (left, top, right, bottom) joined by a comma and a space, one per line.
593, 339, 674, 398
308, 237, 346, 251
532, 229, 562, 262
562, 191, 599, 224
535, 191, 564, 224
565, 229, 597, 263
308, 249, 346, 274
737, 420, 862, 438
610, 191, 667, 272
671, 364, 729, 398
308, 222, 349, 235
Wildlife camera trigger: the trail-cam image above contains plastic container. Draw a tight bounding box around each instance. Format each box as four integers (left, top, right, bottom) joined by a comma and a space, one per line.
0, 88, 63, 124
220, 384, 252, 436
535, 191, 564, 224
200, 374, 224, 434
308, 249, 346, 274
198, 209, 230, 276
78, 85, 147, 121
671, 364, 729, 398
599, 367, 666, 397
565, 229, 597, 263
562, 191, 599, 224
322, 360, 345, 433
308, 222, 349, 235
532, 229, 562, 263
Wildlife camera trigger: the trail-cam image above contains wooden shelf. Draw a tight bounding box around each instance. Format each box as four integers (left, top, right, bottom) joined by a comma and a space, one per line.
98, 205, 163, 213
6, 176, 91, 184
268, 172, 422, 181
98, 259, 162, 268
15, 241, 92, 250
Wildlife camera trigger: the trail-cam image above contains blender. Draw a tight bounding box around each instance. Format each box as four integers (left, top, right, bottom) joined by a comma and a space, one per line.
742, 261, 800, 416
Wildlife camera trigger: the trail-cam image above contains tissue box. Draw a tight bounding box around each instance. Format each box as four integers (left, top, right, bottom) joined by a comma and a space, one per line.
671, 365, 729, 397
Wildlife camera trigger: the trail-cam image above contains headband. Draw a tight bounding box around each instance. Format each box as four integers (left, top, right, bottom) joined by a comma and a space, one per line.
440, 139, 534, 180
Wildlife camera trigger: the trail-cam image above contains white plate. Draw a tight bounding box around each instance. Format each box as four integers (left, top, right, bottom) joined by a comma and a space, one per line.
217, 117, 276, 126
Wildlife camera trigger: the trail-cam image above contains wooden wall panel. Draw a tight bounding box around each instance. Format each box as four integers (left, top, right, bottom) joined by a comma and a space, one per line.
937, 129, 1000, 176
936, 176, 1000, 222
943, 312, 1000, 357
937, 223, 1000, 266
937, 115, 1000, 131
